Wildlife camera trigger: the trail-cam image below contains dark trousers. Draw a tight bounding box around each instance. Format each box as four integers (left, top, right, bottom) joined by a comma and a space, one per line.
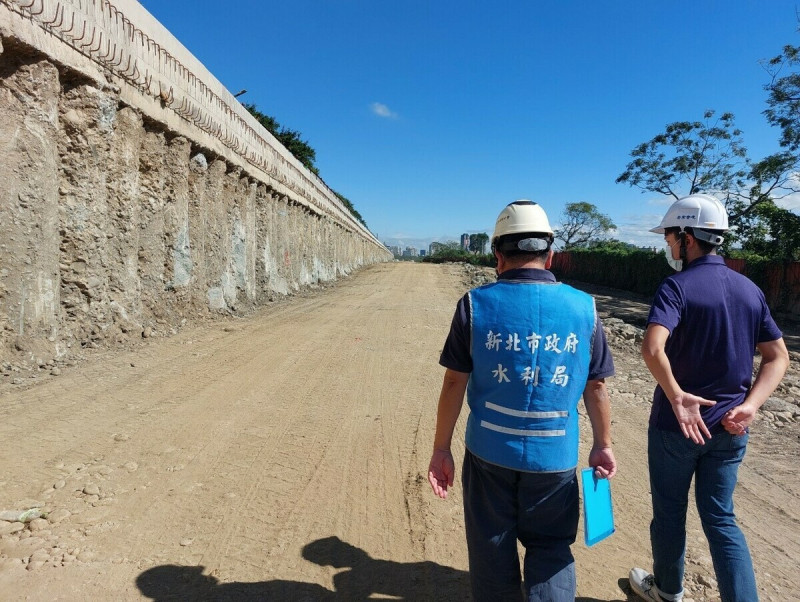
462, 449, 578, 602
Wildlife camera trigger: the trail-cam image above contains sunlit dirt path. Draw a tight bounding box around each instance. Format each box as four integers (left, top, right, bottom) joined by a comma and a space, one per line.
1, 262, 797, 601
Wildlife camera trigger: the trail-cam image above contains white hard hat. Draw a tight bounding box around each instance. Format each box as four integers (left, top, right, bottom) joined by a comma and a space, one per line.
650, 194, 728, 245
492, 200, 553, 242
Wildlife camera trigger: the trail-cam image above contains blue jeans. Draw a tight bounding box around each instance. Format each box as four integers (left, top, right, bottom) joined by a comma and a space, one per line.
648, 427, 758, 602
462, 449, 578, 602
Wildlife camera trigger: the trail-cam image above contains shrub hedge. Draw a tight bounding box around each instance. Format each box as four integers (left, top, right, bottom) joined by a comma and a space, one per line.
551, 249, 799, 315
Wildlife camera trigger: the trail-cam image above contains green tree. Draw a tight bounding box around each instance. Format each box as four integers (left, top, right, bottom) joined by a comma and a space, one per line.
554, 202, 616, 250
616, 110, 798, 251
243, 102, 370, 229
615, 110, 749, 202
243, 103, 319, 175
469, 232, 489, 254
755, 41, 800, 261
764, 43, 800, 151
737, 200, 800, 261
333, 191, 367, 228
433, 241, 466, 254
424, 241, 494, 266
588, 239, 638, 252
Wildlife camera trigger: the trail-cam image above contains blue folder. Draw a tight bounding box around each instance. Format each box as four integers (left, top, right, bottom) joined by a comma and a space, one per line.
581, 467, 615, 546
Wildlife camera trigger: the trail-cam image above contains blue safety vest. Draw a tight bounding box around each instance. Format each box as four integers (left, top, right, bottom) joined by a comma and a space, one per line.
465, 280, 595, 472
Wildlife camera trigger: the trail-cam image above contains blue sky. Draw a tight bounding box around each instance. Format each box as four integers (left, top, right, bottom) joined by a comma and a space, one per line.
138, 1, 800, 249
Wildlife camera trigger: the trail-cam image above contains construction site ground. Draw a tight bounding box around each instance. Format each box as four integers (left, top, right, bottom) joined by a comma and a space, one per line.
1, 262, 798, 601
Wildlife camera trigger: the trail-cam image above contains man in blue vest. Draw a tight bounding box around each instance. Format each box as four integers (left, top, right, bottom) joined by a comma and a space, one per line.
629, 194, 789, 602
428, 200, 617, 601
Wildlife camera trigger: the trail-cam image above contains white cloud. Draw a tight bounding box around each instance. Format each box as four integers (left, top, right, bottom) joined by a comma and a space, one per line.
646, 195, 677, 208
549, 209, 664, 250
774, 172, 800, 211
370, 102, 397, 119
613, 221, 664, 249
776, 194, 800, 211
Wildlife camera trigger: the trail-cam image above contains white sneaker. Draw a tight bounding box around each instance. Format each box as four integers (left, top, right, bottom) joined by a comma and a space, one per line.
629, 567, 683, 601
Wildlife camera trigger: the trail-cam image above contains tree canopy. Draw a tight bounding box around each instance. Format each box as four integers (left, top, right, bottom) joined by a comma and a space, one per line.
615, 110, 750, 206
469, 233, 489, 254
243, 103, 319, 175
333, 191, 367, 228
616, 106, 799, 258
554, 202, 616, 250
615, 27, 800, 262
243, 102, 368, 229
736, 199, 800, 261
765, 44, 800, 151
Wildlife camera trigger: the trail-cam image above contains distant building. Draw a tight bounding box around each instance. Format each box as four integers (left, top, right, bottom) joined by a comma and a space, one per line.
460, 233, 470, 251
402, 247, 418, 257
386, 245, 402, 256
419, 250, 426, 257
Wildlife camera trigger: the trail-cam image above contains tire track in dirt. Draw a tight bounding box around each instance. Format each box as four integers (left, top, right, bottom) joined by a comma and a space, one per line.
0, 262, 797, 602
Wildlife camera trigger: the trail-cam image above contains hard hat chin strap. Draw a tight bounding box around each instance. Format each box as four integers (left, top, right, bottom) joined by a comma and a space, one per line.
679, 232, 688, 268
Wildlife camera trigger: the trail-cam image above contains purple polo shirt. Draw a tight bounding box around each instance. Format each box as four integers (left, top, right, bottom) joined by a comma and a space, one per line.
647, 254, 783, 433
439, 268, 615, 380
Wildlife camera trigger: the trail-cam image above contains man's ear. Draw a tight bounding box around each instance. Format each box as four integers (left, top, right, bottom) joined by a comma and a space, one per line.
544, 249, 554, 270
495, 250, 505, 273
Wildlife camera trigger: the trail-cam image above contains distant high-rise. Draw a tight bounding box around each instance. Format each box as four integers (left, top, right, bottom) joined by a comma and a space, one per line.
460, 233, 470, 251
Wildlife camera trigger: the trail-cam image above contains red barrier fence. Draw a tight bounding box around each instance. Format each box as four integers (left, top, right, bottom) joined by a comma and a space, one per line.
551, 251, 800, 318
725, 258, 800, 316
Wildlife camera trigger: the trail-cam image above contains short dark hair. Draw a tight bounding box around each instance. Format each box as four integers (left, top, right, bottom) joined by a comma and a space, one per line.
685, 227, 720, 253
493, 233, 551, 261
664, 227, 719, 254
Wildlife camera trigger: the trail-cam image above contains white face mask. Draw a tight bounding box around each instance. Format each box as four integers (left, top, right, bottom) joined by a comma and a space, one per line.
665, 239, 683, 272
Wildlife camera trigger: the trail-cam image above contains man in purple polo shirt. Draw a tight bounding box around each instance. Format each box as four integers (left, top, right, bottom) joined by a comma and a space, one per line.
629, 194, 790, 602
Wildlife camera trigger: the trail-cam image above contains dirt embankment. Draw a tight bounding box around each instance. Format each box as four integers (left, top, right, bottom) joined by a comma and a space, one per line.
0, 262, 797, 601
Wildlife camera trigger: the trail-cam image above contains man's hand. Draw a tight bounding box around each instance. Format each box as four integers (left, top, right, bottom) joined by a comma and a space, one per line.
670, 392, 716, 444
721, 403, 756, 436
721, 339, 790, 436
429, 369, 468, 500
642, 324, 715, 445
588, 445, 617, 479
428, 448, 455, 499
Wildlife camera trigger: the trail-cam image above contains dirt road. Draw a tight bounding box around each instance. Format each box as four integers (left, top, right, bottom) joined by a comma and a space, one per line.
1, 262, 798, 601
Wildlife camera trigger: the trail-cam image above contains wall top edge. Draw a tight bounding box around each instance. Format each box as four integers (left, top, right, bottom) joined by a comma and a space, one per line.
0, 0, 386, 251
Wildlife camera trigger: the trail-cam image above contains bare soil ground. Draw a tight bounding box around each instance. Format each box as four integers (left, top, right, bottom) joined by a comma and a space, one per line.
0, 262, 798, 601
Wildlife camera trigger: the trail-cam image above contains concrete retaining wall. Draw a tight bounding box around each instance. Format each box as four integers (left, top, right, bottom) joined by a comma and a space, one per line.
0, 0, 391, 369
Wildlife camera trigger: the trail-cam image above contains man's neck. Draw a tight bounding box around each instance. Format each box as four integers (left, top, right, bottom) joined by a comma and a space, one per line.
499, 262, 546, 274
687, 248, 716, 264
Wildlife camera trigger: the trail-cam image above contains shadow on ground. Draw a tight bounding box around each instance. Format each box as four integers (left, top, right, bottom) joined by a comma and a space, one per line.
136, 535, 469, 601
136, 536, 641, 601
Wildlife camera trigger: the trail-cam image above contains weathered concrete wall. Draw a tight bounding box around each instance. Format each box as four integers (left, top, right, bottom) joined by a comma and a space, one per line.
0, 1, 390, 370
